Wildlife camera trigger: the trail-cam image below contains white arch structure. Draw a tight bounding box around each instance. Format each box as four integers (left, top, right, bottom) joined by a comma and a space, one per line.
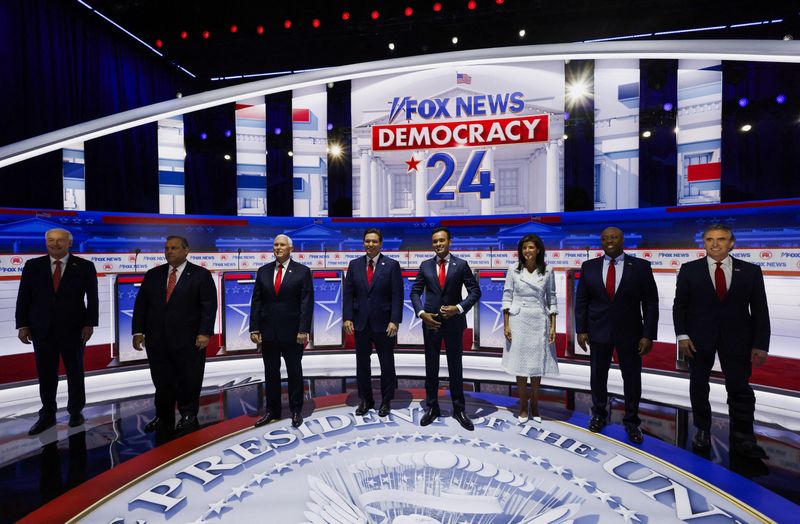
2, 39, 800, 169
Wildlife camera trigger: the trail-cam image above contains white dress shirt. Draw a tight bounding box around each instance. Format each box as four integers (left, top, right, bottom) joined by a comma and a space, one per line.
50, 254, 69, 276
417, 253, 464, 317
166, 260, 188, 289
602, 253, 624, 290
274, 259, 291, 286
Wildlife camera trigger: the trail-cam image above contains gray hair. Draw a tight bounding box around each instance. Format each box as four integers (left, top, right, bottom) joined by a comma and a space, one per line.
45, 228, 73, 241
702, 223, 736, 241
274, 234, 293, 247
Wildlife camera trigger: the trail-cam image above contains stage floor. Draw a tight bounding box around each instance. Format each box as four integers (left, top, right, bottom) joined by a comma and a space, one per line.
1, 382, 799, 522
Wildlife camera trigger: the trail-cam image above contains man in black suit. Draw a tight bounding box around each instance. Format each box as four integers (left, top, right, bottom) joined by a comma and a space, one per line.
132, 235, 217, 434
250, 234, 313, 428
16, 228, 99, 435
673, 224, 770, 458
575, 227, 659, 444
343, 228, 403, 417
410, 227, 481, 430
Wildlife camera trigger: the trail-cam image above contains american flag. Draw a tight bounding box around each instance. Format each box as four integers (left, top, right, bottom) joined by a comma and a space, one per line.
456, 72, 472, 84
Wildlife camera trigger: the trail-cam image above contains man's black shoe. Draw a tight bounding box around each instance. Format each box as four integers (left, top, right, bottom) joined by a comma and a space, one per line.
625, 425, 644, 444
291, 412, 303, 428
175, 415, 199, 433
254, 411, 280, 428
144, 417, 171, 433
355, 400, 375, 416
378, 401, 391, 417
28, 417, 56, 436
420, 407, 441, 426
692, 429, 711, 450
68, 413, 85, 428
588, 416, 606, 433
453, 411, 474, 431
731, 437, 768, 459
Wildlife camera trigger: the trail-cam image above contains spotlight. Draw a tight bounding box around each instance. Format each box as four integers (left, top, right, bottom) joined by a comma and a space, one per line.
256, 25, 264, 35
342, 11, 350, 21
562, 134, 568, 140
371, 10, 380, 20
284, 19, 292, 29
566, 80, 590, 103
327, 123, 334, 131
327, 82, 334, 88
496, 0, 505, 4
202, 30, 210, 39
155, 39, 163, 48
738, 97, 749, 107
288, 151, 294, 157
230, 24, 238, 33
329, 144, 343, 157
274, 127, 282, 135
674, 126, 680, 133
519, 29, 526, 37
433, 2, 442, 12
451, 36, 459, 44
223, 154, 231, 160
176, 92, 183, 98
405, 7, 414, 17
388, 42, 395, 50
663, 102, 673, 111
564, 111, 569, 120
468, 1, 477, 10
200, 132, 208, 140
741, 124, 752, 132
312, 19, 321, 29
180, 31, 188, 39
784, 34, 794, 40
642, 130, 652, 138
224, 130, 232, 138
776, 94, 787, 104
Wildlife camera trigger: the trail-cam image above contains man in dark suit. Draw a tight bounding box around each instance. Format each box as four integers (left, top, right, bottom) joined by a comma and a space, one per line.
132, 235, 217, 434
575, 227, 659, 444
16, 228, 99, 435
343, 228, 403, 417
410, 227, 481, 430
673, 224, 770, 458
250, 234, 313, 428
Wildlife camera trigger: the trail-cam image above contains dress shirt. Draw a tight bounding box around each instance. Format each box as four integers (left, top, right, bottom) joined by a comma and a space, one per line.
602, 253, 624, 291
50, 254, 69, 276
166, 260, 188, 289
274, 259, 291, 286
677, 256, 733, 341
418, 253, 464, 317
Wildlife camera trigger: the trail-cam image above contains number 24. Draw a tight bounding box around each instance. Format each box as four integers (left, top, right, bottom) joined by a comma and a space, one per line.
426, 150, 495, 201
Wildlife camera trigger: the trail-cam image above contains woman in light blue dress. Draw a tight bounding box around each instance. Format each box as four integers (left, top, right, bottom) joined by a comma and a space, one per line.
502, 234, 559, 422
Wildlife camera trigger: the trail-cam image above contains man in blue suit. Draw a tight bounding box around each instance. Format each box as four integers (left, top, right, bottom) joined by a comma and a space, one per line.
132, 235, 218, 434
250, 234, 313, 428
673, 224, 770, 458
575, 227, 659, 444
343, 228, 404, 417
410, 227, 481, 430
16, 228, 99, 435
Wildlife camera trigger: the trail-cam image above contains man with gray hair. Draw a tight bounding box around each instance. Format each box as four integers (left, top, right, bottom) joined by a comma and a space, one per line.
16, 228, 99, 435
250, 234, 313, 428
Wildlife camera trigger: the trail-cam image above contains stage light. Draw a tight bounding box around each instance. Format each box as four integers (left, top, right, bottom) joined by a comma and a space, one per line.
663, 102, 673, 111
371, 10, 380, 20
674, 126, 680, 133
642, 130, 652, 138
200, 132, 208, 140
434, 3, 443, 12
564, 111, 569, 120
776, 94, 787, 104
329, 144, 343, 157
741, 124, 752, 132
451, 36, 459, 44
312, 19, 321, 28
256, 25, 264, 35
288, 151, 294, 157
202, 30, 210, 39
738, 97, 749, 107
342, 11, 350, 21
468, 1, 477, 10
180, 31, 188, 40
230, 25, 238, 33
327, 123, 334, 131
519, 29, 526, 37
176, 92, 183, 98
405, 7, 414, 17
224, 130, 232, 137
566, 80, 590, 104
155, 39, 163, 48
496, 0, 505, 4
223, 154, 231, 160
562, 134, 568, 140
284, 19, 292, 29
388, 42, 396, 50
274, 127, 282, 135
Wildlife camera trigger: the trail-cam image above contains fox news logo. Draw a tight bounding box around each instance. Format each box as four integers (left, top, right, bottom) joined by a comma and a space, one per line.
388, 92, 525, 123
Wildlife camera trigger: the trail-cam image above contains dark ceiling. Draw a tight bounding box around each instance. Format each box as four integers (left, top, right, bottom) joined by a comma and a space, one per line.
84, 0, 799, 82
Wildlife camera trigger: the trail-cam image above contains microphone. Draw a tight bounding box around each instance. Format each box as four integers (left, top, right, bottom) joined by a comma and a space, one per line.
134, 248, 141, 273
237, 248, 242, 270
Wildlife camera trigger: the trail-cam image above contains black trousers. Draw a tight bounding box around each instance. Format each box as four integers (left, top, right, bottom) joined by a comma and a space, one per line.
33, 334, 85, 418
354, 323, 397, 404
422, 322, 465, 412
262, 339, 304, 416
689, 347, 755, 435
146, 344, 206, 420
590, 341, 642, 427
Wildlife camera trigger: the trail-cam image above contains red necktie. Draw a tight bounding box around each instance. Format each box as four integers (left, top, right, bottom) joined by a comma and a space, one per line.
53, 260, 62, 292
166, 267, 177, 301
367, 258, 374, 286
715, 261, 727, 301
274, 264, 283, 295
438, 258, 446, 289
605, 258, 616, 299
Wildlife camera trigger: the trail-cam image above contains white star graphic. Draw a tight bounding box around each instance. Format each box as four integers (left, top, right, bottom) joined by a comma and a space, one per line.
227, 484, 251, 501
481, 300, 506, 334
332, 440, 350, 451
226, 303, 253, 336
392, 432, 406, 441
446, 435, 464, 444
249, 471, 270, 486
615, 506, 642, 522
528, 455, 545, 465
467, 437, 484, 447
313, 446, 330, 457
408, 431, 424, 441
571, 475, 590, 488
507, 448, 524, 457
351, 436, 368, 446
272, 461, 291, 474
314, 285, 343, 331
429, 432, 443, 441
593, 488, 614, 504
293, 453, 311, 464
205, 499, 230, 518
371, 433, 387, 444
486, 441, 503, 451
402, 301, 423, 331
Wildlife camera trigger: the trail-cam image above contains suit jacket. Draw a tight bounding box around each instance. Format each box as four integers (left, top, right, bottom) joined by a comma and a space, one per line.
249, 259, 313, 343
410, 255, 481, 331
15, 254, 99, 343
132, 261, 217, 350
343, 254, 403, 332
575, 254, 659, 348
673, 256, 770, 353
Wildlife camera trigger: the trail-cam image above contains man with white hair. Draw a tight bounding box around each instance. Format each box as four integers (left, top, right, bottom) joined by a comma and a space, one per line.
15, 228, 99, 435
250, 234, 313, 428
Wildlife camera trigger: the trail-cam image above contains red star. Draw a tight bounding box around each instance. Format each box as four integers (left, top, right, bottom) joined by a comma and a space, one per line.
405, 155, 421, 172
